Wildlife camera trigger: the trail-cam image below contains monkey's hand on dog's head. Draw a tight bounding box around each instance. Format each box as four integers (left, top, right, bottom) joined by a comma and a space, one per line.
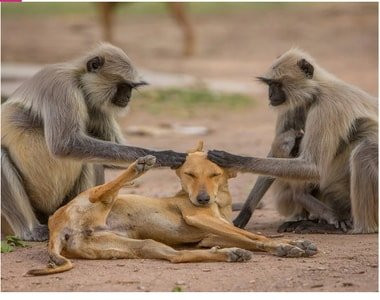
207, 150, 250, 170
150, 150, 187, 169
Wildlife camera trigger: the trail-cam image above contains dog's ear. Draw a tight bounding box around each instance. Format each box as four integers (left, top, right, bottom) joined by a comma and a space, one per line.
187, 140, 204, 153
226, 169, 237, 179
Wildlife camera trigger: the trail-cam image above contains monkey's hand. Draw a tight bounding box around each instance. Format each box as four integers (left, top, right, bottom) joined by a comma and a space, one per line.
271, 129, 304, 158
207, 150, 250, 170
151, 150, 187, 169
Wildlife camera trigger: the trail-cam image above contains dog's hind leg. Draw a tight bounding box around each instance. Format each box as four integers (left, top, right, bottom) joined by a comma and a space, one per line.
74, 231, 251, 263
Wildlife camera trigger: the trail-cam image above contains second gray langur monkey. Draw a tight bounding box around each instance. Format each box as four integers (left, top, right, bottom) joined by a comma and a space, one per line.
233, 106, 310, 229
1, 43, 186, 241
209, 48, 378, 234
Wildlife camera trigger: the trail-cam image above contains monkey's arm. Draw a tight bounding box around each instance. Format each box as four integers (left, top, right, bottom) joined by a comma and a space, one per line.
42, 86, 185, 168
207, 150, 319, 181
233, 176, 275, 228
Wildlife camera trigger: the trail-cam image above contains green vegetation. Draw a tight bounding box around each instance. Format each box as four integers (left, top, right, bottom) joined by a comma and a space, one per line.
1, 2, 293, 16
1, 236, 28, 253
131, 87, 253, 116
172, 286, 183, 292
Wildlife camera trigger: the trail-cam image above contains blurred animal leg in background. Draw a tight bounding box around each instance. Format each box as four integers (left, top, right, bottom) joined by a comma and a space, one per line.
167, 2, 195, 57
96, 2, 195, 57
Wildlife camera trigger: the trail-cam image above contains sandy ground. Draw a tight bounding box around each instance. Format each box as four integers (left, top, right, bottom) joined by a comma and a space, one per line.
1, 2, 378, 292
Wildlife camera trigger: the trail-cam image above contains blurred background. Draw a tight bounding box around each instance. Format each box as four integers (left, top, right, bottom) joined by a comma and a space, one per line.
1, 2, 379, 292
1, 0, 378, 223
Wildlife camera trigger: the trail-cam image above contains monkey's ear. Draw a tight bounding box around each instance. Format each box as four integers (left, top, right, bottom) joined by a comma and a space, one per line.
297, 59, 314, 79
86, 56, 105, 73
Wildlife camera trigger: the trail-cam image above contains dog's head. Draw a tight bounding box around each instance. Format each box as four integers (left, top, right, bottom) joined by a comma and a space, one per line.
175, 141, 237, 207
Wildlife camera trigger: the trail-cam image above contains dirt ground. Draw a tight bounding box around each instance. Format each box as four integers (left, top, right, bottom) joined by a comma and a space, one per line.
1, 2, 378, 292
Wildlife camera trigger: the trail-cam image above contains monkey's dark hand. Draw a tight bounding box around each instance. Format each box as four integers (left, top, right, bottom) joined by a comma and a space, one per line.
151, 150, 187, 169
207, 150, 250, 169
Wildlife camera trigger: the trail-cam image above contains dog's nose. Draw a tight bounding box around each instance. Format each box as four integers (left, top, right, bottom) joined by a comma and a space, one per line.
196, 192, 210, 205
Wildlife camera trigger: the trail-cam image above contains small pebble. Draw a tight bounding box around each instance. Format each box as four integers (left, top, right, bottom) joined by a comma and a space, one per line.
175, 280, 185, 285
202, 268, 211, 272
342, 282, 354, 287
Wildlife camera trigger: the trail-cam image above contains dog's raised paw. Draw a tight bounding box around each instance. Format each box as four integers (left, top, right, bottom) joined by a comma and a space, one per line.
135, 155, 156, 173
225, 248, 252, 262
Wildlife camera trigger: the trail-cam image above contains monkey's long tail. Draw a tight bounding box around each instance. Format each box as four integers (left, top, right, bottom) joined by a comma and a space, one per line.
25, 233, 73, 276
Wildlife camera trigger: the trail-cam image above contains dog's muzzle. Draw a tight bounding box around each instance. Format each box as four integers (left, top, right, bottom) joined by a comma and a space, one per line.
196, 191, 210, 205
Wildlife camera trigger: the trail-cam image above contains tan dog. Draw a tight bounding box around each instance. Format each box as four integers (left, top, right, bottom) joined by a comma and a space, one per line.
27, 142, 317, 276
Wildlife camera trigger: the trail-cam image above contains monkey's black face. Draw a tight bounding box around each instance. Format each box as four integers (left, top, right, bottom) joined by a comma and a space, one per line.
268, 82, 287, 106
257, 77, 287, 106
111, 81, 147, 107
112, 82, 133, 107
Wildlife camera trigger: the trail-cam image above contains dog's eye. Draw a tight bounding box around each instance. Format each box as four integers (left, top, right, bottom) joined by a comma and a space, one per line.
184, 172, 196, 178
210, 173, 222, 178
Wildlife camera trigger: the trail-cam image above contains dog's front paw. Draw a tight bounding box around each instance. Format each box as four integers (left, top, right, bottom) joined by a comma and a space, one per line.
218, 247, 252, 262
274, 244, 305, 258
289, 239, 318, 257
135, 155, 156, 173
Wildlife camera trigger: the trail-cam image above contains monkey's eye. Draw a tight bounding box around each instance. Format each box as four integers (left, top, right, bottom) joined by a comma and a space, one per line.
184, 172, 196, 178
87, 56, 105, 73
209, 173, 222, 178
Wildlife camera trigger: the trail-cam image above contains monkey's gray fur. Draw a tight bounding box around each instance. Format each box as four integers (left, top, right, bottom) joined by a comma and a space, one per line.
209, 48, 378, 234
1, 43, 186, 241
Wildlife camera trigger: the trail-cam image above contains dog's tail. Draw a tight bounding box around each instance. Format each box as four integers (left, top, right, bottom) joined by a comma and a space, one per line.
25, 232, 73, 276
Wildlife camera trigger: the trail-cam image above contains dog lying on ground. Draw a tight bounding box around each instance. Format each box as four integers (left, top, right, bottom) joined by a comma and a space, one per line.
26, 141, 317, 276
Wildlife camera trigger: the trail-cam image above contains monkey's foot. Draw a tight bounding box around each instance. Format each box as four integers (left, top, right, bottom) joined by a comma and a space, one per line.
274, 244, 305, 258
134, 155, 156, 173
23, 224, 49, 241
218, 247, 252, 262
278, 220, 347, 234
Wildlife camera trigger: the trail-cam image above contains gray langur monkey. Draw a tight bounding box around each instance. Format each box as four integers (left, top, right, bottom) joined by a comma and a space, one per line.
1, 43, 186, 241
209, 48, 378, 234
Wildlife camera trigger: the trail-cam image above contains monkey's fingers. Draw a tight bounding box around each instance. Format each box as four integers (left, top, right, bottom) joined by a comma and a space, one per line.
207, 150, 246, 168
233, 209, 253, 229
153, 150, 187, 168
